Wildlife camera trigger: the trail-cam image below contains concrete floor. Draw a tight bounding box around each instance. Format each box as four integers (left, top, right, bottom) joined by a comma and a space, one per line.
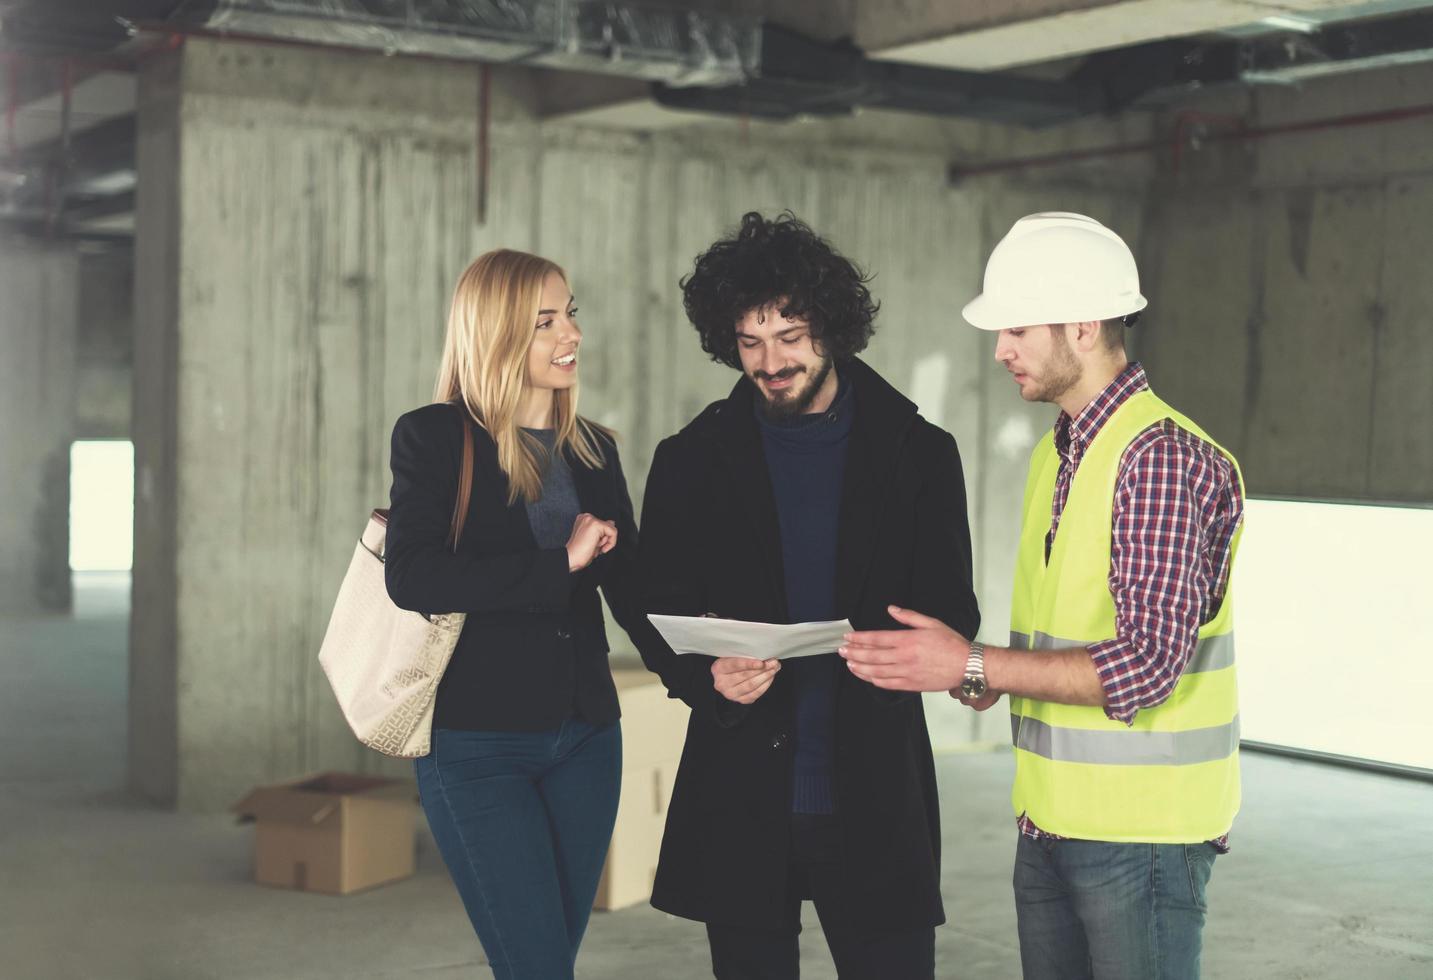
3, 576, 1431, 979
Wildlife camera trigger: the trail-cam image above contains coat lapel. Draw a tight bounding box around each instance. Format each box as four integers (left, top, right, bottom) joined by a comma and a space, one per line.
707, 361, 916, 623
711, 380, 789, 620
834, 359, 913, 616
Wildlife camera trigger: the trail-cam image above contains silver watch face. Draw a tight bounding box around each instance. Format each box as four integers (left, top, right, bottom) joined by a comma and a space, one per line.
961, 676, 988, 699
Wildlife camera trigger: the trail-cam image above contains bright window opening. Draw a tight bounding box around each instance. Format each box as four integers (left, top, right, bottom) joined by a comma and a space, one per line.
1234, 498, 1432, 771
69, 440, 134, 572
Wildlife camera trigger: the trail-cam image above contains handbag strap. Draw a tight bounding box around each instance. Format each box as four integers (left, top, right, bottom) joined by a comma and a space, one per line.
448, 404, 475, 553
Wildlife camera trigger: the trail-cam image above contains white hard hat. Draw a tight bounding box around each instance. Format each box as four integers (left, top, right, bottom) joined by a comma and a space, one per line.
962, 212, 1148, 331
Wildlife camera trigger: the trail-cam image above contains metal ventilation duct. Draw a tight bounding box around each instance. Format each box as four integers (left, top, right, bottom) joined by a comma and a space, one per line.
653, 25, 1105, 127
160, 0, 761, 87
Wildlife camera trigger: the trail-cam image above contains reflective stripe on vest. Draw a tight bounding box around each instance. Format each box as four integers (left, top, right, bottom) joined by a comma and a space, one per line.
1009, 631, 1236, 675
1010, 712, 1242, 766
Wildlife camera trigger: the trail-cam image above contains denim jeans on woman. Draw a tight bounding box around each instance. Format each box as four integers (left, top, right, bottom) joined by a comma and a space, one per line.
416, 719, 621, 980
1013, 833, 1219, 980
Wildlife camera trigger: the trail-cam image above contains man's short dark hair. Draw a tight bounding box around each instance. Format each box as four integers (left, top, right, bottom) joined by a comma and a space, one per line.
1100, 311, 1140, 353
680, 211, 879, 369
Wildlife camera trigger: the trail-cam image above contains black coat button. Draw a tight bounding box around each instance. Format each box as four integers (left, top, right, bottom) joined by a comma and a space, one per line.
556, 628, 571, 640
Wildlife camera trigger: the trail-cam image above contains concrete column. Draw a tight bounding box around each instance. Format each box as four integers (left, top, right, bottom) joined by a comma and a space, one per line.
131, 38, 490, 809
0, 238, 79, 614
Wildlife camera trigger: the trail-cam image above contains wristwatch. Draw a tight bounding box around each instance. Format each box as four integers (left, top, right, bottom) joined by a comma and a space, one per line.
960, 641, 987, 699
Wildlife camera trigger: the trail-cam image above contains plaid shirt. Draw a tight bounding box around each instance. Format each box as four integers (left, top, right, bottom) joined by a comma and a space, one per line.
1017, 362, 1243, 851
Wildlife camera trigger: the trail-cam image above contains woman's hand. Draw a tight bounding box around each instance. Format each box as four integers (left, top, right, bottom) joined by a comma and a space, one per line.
566, 512, 618, 572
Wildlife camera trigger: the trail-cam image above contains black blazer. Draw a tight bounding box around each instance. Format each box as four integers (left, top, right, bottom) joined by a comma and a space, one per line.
384, 402, 646, 732
635, 357, 980, 932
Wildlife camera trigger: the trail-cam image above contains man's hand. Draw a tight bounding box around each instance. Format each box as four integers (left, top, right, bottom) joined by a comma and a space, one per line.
839, 605, 971, 692
712, 657, 780, 704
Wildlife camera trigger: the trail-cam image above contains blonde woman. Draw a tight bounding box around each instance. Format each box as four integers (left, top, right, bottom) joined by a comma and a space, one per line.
385, 249, 645, 979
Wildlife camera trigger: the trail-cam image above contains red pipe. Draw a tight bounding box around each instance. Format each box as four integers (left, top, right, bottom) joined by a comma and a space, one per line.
130, 20, 481, 69
951, 101, 1433, 180
0, 31, 180, 104
954, 136, 1163, 178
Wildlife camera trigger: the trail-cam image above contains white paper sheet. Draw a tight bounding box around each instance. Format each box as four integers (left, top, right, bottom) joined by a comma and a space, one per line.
646, 614, 852, 661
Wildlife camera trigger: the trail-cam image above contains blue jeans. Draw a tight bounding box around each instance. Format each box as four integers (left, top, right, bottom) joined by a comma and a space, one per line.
416, 720, 621, 980
1013, 834, 1219, 980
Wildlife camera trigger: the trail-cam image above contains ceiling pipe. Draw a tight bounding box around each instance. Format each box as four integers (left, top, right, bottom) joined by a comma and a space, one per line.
156, 0, 760, 88
947, 102, 1433, 182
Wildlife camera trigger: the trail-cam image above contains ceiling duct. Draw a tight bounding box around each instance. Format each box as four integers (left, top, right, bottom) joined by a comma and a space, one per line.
0, 114, 136, 229
1093, 7, 1433, 106
159, 0, 760, 87
1236, 9, 1433, 83
652, 24, 1105, 127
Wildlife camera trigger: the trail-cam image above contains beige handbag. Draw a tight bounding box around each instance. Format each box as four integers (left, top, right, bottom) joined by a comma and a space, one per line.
318, 412, 475, 758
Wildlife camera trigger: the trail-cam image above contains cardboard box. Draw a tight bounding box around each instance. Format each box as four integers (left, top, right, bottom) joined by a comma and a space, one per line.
595, 759, 679, 911
232, 772, 416, 895
593, 669, 690, 911
612, 668, 692, 769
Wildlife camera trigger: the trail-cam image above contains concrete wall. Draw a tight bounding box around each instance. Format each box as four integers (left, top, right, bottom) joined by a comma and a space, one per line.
1137, 61, 1433, 504
0, 239, 79, 614
522, 125, 1151, 752
131, 42, 487, 807
132, 36, 1154, 809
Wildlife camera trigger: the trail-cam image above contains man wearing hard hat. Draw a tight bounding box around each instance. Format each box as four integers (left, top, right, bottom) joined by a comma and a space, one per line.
840, 212, 1245, 979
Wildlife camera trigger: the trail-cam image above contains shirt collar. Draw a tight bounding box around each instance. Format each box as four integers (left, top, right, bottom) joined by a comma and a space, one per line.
1054, 362, 1149, 457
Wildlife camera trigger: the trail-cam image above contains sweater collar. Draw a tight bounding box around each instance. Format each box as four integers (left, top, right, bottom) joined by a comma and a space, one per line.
753, 367, 856, 448
718, 357, 915, 437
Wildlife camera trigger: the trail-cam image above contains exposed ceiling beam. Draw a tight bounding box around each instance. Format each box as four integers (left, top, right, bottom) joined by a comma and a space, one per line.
650, 24, 1106, 125
866, 1, 1402, 71
4, 71, 137, 152
62, 187, 135, 224
0, 0, 182, 55
549, 0, 1433, 126
15, 113, 135, 183
1065, 6, 1433, 105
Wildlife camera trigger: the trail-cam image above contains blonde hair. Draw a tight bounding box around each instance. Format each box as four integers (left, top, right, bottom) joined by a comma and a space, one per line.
434, 249, 610, 505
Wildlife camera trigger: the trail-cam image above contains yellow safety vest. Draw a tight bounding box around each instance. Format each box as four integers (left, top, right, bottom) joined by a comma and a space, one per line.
1008, 388, 1243, 843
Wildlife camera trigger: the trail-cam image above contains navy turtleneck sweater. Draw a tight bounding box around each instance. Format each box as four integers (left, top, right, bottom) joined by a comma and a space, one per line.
755, 370, 854, 815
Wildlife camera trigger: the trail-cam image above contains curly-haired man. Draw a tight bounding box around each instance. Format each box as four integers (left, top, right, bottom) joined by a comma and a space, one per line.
633, 212, 981, 979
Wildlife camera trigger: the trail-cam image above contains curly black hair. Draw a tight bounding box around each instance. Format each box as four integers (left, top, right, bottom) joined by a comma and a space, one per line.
680, 211, 879, 370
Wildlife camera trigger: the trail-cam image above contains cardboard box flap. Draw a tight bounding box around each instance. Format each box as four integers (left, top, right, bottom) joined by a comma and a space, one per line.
232, 786, 338, 825
292, 772, 405, 798
348, 779, 417, 804
231, 772, 414, 825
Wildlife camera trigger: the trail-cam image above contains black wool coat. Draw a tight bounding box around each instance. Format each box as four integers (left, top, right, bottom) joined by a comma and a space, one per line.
384, 403, 649, 731
634, 357, 981, 932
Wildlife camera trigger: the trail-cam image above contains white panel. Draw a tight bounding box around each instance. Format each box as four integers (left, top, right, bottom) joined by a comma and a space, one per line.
1234, 499, 1433, 770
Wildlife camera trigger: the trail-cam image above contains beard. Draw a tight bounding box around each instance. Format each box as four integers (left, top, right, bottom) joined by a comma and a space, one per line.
1023, 328, 1082, 403
751, 355, 835, 421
